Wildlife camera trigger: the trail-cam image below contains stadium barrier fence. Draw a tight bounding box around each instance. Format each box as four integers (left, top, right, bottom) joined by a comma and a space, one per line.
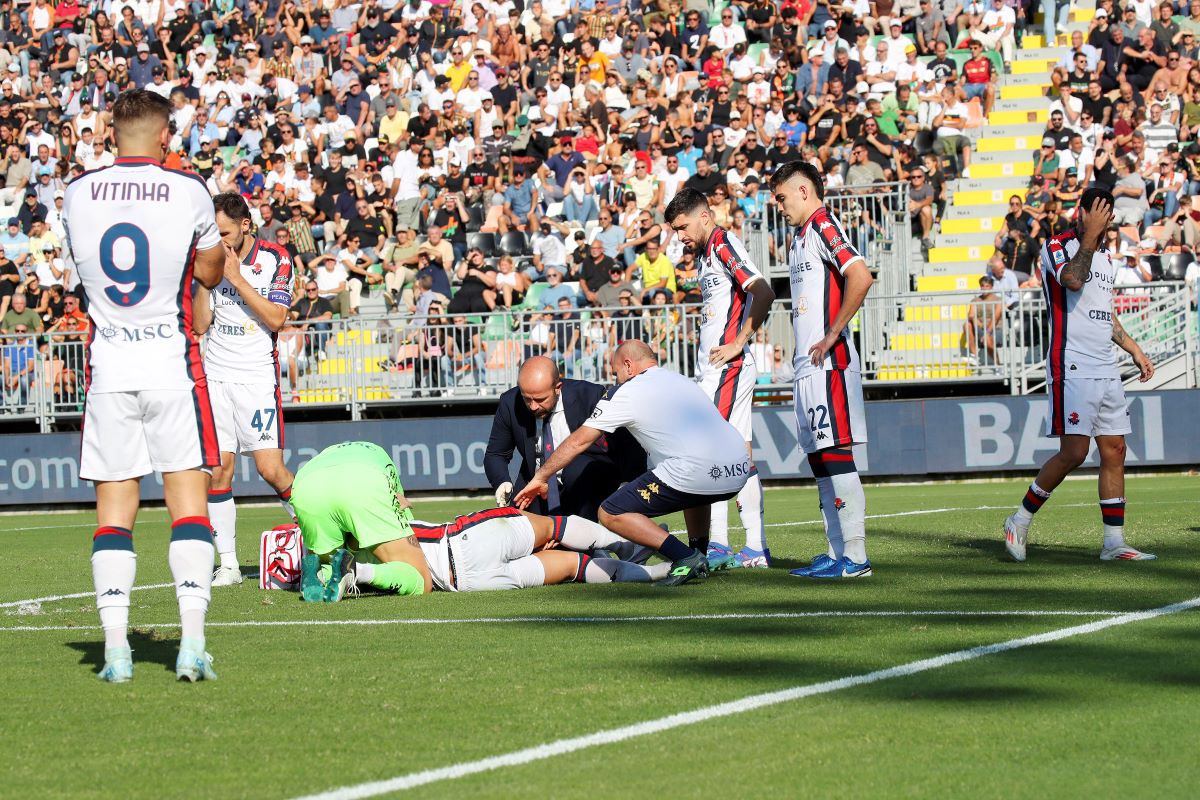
5, 282, 1194, 430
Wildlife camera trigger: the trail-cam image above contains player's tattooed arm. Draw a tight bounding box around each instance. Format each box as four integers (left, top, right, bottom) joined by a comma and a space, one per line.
1062, 196, 1112, 291
1058, 245, 1093, 291
1111, 313, 1155, 382
1111, 314, 1127, 347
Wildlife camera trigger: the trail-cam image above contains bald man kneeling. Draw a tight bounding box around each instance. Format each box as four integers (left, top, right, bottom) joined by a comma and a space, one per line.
513, 342, 753, 586
484, 355, 646, 519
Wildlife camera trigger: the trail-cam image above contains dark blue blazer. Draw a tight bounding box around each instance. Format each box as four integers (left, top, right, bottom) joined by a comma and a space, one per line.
484, 379, 646, 519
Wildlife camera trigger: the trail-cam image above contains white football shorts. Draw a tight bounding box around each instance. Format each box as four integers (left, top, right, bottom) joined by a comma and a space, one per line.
81, 388, 219, 481
697, 359, 757, 441
793, 369, 868, 454
209, 379, 285, 453
446, 513, 545, 592
1045, 376, 1131, 437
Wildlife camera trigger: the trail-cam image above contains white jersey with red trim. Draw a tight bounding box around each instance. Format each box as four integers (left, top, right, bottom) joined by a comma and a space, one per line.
697, 226, 765, 376
788, 206, 865, 377
203, 238, 294, 383
62, 156, 221, 393
1041, 230, 1119, 380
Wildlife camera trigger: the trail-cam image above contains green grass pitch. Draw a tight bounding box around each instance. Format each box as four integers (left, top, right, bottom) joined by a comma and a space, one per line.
2, 476, 1198, 799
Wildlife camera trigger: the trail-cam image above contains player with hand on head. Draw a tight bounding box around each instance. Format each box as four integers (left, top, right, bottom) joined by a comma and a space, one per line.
64, 89, 227, 682
513, 340, 754, 586
664, 188, 776, 570
1003, 190, 1157, 562
291, 441, 669, 601
191, 192, 297, 587
769, 161, 875, 579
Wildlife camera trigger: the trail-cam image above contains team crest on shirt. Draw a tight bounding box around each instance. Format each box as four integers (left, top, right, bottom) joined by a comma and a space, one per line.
795, 297, 809, 315
251, 263, 263, 276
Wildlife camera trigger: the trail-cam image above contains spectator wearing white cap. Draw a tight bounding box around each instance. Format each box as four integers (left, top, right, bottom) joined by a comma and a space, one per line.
292, 36, 323, 86
813, 20, 851, 62
747, 67, 772, 106
45, 189, 65, 240
884, 19, 916, 64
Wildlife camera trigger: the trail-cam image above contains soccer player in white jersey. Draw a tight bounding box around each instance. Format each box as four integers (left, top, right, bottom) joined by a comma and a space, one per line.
1003, 191, 1157, 563
769, 161, 875, 579
664, 187, 776, 570
192, 192, 297, 586
514, 340, 752, 585
63, 90, 227, 682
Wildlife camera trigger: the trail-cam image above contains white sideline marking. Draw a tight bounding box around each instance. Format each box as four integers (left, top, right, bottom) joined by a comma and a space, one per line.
3, 495, 1192, 609
0, 582, 175, 610
290, 596, 1200, 800
0, 609, 1128, 632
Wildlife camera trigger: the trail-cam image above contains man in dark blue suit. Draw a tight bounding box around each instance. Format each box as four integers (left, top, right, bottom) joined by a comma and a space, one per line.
485, 357, 644, 519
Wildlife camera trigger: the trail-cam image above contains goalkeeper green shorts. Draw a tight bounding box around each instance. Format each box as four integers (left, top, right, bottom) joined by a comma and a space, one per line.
291, 441, 414, 556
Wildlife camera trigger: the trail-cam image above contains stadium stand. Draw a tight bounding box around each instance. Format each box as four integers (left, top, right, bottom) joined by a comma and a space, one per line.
0, 0, 1196, 427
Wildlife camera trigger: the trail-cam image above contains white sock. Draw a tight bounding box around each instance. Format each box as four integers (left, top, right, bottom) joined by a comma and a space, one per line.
1014, 482, 1051, 526
813, 476, 844, 560
207, 489, 238, 569
1101, 497, 1126, 550
99, 605, 131, 650
584, 557, 671, 583
169, 519, 214, 641
355, 562, 376, 585
92, 526, 136, 651
831, 471, 868, 563
737, 472, 766, 551
708, 498, 730, 547
556, 515, 625, 551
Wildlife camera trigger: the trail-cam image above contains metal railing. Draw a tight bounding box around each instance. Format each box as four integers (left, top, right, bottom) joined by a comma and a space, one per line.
745, 182, 913, 298
865, 282, 1198, 395
4, 282, 1195, 429
275, 302, 790, 415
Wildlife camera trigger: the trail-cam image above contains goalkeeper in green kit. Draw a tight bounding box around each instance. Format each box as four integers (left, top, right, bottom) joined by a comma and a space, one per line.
292, 442, 670, 601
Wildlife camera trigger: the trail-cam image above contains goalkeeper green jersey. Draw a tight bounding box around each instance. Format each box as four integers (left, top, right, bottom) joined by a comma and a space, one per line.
291, 441, 414, 556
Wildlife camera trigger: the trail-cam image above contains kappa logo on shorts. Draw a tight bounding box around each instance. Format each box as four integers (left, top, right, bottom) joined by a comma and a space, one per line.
259, 432, 273, 441
816, 431, 828, 441
638, 482, 661, 502
1068, 412, 1080, 425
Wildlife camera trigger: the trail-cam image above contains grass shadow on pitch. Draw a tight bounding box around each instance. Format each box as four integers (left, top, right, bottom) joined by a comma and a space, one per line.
65, 629, 182, 675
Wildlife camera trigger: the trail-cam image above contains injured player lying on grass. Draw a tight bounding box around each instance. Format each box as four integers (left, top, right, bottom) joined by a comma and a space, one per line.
291, 441, 671, 601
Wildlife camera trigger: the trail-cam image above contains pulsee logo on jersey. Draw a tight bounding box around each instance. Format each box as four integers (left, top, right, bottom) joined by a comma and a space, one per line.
790, 260, 814, 282
98, 323, 177, 343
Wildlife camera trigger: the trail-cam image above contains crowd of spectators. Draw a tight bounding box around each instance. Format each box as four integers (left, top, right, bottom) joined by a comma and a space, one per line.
974, 2, 1200, 340
2, 0, 1199, 406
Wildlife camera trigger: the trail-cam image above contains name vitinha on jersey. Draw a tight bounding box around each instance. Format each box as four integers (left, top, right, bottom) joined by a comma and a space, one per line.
88, 181, 171, 202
